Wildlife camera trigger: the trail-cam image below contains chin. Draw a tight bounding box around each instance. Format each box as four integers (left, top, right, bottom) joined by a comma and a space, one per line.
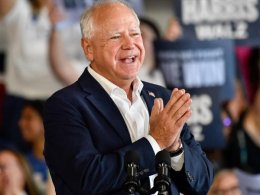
119, 74, 136, 82
126, 71, 139, 78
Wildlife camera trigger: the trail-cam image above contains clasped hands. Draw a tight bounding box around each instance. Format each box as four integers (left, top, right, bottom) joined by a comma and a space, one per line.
149, 88, 192, 152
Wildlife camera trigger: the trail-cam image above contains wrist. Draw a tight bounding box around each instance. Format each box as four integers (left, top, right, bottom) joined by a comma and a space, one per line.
169, 139, 183, 157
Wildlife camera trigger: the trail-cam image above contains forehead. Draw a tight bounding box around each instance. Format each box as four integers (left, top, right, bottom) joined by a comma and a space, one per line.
92, 3, 139, 31
23, 105, 39, 114
0, 151, 17, 163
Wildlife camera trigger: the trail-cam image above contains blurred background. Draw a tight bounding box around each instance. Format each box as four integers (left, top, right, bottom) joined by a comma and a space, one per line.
1, 0, 260, 194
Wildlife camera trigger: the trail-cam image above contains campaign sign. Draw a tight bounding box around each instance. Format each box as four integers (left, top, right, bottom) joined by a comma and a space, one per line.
154, 39, 236, 149
186, 87, 224, 149
175, 0, 260, 46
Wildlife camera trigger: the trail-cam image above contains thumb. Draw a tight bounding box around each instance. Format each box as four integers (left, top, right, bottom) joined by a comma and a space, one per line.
151, 98, 163, 119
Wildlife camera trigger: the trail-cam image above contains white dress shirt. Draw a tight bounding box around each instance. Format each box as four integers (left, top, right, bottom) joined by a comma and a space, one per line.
1, 0, 64, 99
88, 66, 184, 189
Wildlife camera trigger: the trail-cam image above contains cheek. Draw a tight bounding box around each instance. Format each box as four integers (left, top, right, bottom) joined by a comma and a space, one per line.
22, 120, 43, 139
0, 171, 7, 183
106, 43, 119, 55
30, 121, 44, 136
104, 46, 120, 65
137, 39, 145, 56
139, 44, 145, 62
12, 167, 26, 189
31, 118, 43, 129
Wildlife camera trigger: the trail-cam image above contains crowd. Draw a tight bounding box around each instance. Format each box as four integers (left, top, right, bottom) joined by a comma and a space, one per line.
0, 0, 260, 194
0, 0, 85, 194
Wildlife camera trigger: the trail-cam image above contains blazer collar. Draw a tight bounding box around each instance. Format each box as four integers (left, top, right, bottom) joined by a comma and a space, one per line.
78, 69, 157, 143
141, 87, 156, 115
78, 69, 131, 144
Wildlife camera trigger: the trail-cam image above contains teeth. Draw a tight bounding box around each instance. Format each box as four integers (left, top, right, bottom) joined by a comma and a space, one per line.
121, 56, 135, 63
124, 58, 134, 63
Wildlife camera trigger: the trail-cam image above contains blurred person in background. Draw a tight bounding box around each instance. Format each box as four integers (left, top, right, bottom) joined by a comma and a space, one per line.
0, 0, 80, 151
46, 173, 56, 195
224, 47, 260, 174
19, 100, 49, 195
206, 57, 248, 173
163, 16, 182, 41
207, 169, 241, 195
0, 148, 40, 195
138, 16, 182, 86
138, 17, 166, 86
221, 77, 248, 141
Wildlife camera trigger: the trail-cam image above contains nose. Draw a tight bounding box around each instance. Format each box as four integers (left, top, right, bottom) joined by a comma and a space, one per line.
122, 35, 134, 50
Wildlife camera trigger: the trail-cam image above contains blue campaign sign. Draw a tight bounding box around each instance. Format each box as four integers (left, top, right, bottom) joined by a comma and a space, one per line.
154, 39, 236, 149
186, 88, 224, 149
154, 39, 236, 101
175, 0, 260, 46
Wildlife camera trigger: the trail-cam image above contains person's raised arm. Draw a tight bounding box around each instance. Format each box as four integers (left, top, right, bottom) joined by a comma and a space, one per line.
48, 4, 80, 85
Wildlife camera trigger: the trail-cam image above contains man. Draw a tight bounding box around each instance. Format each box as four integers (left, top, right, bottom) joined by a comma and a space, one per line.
44, 0, 213, 194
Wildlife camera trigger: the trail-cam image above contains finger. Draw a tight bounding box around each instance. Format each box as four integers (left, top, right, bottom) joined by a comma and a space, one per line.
175, 109, 192, 129
169, 88, 183, 100
166, 92, 191, 117
172, 97, 192, 121
165, 89, 186, 112
151, 98, 161, 119
158, 98, 164, 112
170, 88, 179, 98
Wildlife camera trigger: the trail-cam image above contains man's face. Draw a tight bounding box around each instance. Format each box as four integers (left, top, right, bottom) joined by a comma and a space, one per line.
82, 4, 145, 87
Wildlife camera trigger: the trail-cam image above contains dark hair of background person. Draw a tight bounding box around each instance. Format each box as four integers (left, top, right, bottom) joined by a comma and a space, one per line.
248, 47, 260, 104
139, 17, 161, 70
221, 62, 248, 125
0, 148, 40, 195
27, 0, 42, 10
139, 17, 161, 40
22, 100, 45, 118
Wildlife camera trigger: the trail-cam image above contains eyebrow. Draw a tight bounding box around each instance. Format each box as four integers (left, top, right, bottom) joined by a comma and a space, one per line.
129, 28, 141, 33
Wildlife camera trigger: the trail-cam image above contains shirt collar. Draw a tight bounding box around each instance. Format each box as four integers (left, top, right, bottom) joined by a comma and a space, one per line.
88, 66, 143, 97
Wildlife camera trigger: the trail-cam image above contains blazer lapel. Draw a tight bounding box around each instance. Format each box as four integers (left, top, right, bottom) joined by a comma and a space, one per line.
78, 70, 131, 144
141, 86, 156, 116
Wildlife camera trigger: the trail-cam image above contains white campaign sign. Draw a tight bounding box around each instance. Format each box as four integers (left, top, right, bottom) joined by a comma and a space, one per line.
177, 0, 260, 43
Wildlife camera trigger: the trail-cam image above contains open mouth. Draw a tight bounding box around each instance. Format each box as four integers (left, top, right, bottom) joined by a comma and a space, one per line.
121, 55, 137, 64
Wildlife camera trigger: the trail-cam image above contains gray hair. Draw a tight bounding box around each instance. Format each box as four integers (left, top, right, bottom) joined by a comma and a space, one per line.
80, 0, 140, 39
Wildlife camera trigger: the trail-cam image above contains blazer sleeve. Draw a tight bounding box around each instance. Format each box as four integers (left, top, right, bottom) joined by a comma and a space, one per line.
155, 86, 213, 195
170, 124, 214, 195
43, 94, 156, 195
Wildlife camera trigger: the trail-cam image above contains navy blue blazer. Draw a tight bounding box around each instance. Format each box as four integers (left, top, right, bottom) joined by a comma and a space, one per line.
44, 69, 213, 195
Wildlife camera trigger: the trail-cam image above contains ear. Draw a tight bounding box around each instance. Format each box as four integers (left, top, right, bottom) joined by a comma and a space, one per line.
81, 38, 94, 61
